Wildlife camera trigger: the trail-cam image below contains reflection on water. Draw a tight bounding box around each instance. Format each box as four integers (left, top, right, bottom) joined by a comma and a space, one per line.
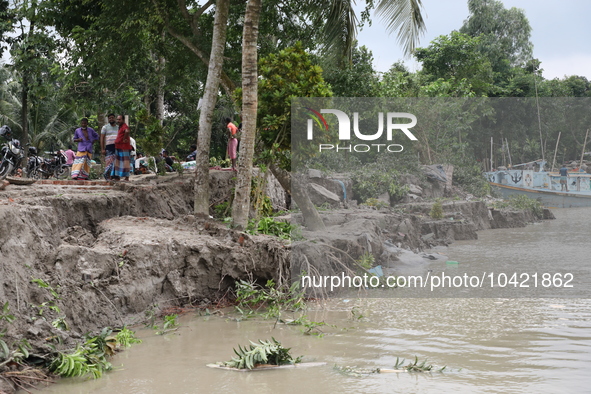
40, 209, 591, 394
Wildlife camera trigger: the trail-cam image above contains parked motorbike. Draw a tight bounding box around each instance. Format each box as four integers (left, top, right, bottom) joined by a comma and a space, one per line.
0, 125, 25, 180
25, 146, 70, 179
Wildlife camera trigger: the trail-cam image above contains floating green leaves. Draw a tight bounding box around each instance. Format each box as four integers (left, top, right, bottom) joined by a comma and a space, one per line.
221, 338, 301, 370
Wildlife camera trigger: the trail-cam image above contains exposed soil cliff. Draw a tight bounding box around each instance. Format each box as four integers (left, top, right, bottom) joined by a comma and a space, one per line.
0, 174, 289, 393
0, 172, 554, 393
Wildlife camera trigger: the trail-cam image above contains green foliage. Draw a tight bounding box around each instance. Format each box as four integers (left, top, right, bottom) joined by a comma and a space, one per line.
136, 109, 165, 158
30, 277, 62, 318
429, 201, 444, 220
460, 0, 533, 72
283, 316, 329, 337
319, 43, 380, 97
235, 279, 305, 319
89, 164, 104, 180
213, 201, 230, 219
153, 314, 179, 335
352, 164, 409, 204
350, 307, 364, 321
300, 319, 327, 337
452, 161, 491, 197
31, 278, 60, 299
0, 302, 15, 323
222, 338, 301, 370
52, 317, 70, 331
162, 314, 179, 330
245, 217, 293, 240
49, 344, 111, 379
415, 32, 493, 96
115, 328, 142, 349
156, 159, 167, 176
51, 329, 114, 379
0, 332, 31, 365
0, 302, 31, 366
250, 173, 274, 218
209, 157, 231, 168
491, 195, 544, 218
50, 326, 140, 379
172, 162, 184, 176
379, 62, 421, 97
356, 252, 375, 270
33, 301, 61, 317
389, 182, 410, 204
256, 43, 332, 151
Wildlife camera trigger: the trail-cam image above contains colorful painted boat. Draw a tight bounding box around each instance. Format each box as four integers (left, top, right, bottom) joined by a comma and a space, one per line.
485, 160, 591, 208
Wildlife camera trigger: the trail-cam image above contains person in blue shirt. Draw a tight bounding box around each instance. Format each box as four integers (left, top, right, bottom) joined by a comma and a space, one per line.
187, 144, 197, 161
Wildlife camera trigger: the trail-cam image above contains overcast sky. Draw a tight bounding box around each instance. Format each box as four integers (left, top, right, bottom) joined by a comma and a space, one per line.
356, 0, 591, 80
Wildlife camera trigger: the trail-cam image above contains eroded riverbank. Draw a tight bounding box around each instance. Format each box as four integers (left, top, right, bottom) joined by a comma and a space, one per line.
0, 173, 555, 393
40, 208, 591, 394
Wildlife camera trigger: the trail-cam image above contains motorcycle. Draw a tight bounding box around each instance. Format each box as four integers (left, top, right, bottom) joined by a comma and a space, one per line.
0, 126, 25, 180
25, 146, 70, 180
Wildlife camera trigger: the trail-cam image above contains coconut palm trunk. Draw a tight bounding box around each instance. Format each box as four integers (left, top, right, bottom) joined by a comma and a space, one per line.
193, 0, 230, 217
231, 0, 262, 229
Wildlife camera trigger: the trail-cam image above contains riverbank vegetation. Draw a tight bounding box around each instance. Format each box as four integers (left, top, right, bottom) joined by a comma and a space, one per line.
490, 194, 545, 218
1, 297, 141, 390
0, 0, 588, 218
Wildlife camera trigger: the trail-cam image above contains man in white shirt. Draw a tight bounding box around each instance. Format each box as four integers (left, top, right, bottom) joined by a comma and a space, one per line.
100, 113, 119, 180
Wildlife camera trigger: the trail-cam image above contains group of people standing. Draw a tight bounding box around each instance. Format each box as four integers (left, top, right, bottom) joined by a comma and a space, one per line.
70, 114, 239, 181
71, 114, 133, 181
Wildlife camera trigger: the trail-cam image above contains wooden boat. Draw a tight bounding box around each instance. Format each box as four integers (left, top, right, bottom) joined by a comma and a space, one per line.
485, 160, 591, 208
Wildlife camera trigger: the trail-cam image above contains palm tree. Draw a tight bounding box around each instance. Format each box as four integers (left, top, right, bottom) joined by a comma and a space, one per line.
0, 67, 77, 152
229, 0, 427, 229
320, 0, 426, 60
193, 0, 231, 217
231, 0, 262, 229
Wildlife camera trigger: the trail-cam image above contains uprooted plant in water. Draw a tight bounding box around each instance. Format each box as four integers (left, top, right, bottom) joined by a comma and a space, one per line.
234, 279, 306, 319
219, 338, 301, 370
49, 327, 142, 379
1, 305, 142, 392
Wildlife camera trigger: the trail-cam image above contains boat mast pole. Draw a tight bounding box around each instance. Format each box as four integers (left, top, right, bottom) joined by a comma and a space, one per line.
534, 68, 545, 161
490, 137, 494, 171
579, 128, 589, 171
505, 138, 512, 167
551, 132, 561, 172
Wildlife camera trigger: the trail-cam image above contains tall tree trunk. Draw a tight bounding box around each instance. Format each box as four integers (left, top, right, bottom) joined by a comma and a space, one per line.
156, 56, 165, 125
193, 0, 230, 217
21, 76, 28, 147
269, 163, 325, 231
156, 31, 166, 125
231, 0, 262, 229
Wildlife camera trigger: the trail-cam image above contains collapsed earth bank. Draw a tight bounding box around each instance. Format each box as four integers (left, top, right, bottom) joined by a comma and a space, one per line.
0, 171, 553, 392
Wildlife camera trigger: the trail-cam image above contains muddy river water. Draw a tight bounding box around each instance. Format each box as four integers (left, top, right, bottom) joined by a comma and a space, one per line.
40, 208, 591, 394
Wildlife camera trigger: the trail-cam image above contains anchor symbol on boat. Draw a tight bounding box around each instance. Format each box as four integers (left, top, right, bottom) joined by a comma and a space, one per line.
510, 172, 522, 184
